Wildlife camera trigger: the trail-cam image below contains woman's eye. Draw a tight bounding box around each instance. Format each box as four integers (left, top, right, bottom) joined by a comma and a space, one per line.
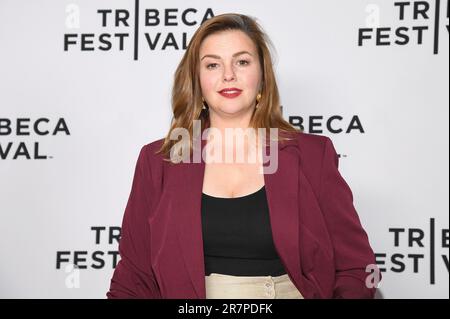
206, 60, 249, 70
206, 63, 218, 69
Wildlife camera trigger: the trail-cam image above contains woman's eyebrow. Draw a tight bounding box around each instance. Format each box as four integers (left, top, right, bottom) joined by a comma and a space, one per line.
201, 51, 253, 61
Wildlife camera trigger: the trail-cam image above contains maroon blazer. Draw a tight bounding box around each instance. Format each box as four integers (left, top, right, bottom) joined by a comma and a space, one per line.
107, 131, 379, 299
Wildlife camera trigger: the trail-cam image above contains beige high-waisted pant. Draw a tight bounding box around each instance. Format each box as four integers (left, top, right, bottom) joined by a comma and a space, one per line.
205, 273, 304, 299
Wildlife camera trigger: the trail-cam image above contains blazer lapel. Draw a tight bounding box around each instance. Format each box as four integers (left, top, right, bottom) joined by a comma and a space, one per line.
174, 138, 207, 299
174, 134, 303, 298
263, 138, 304, 290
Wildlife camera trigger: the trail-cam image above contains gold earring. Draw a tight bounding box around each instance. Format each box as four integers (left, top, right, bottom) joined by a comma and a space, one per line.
255, 93, 262, 108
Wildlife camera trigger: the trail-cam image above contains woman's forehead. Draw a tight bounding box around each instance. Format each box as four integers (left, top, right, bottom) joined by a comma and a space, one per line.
199, 30, 257, 55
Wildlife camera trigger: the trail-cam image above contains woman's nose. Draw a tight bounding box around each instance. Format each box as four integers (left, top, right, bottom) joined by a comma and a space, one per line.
223, 64, 236, 82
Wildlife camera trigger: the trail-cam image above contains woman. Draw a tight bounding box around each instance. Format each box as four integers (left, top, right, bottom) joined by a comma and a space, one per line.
107, 13, 380, 299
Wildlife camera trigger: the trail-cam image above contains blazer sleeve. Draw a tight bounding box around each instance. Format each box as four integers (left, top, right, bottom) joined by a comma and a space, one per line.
318, 137, 381, 299
106, 145, 161, 298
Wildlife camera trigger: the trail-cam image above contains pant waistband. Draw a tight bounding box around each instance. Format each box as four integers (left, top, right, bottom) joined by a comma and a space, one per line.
205, 273, 291, 284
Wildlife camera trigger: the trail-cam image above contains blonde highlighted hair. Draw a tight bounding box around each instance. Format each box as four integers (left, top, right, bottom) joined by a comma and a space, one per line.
157, 13, 301, 162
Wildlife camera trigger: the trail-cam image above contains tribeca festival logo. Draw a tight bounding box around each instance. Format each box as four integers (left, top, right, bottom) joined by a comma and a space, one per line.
56, 226, 121, 270
375, 218, 449, 284
286, 112, 365, 159
0, 118, 70, 160
358, 0, 449, 54
287, 114, 365, 135
57, 226, 121, 288
63, 1, 215, 60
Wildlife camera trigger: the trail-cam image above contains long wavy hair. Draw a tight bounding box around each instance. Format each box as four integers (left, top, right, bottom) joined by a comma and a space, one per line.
156, 13, 301, 163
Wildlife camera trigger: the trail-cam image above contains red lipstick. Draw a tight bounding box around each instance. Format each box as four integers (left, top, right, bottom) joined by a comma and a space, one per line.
218, 88, 242, 99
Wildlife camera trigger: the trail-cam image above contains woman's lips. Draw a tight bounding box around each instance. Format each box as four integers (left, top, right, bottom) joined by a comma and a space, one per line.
218, 90, 242, 99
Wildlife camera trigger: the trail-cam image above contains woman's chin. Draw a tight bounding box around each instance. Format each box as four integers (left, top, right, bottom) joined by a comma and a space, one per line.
216, 104, 252, 116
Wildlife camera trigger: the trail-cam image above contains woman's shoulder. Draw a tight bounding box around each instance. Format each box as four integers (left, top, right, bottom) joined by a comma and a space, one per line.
289, 132, 339, 192
296, 131, 331, 148
140, 137, 166, 163
132, 138, 166, 188
145, 137, 165, 151
283, 131, 332, 159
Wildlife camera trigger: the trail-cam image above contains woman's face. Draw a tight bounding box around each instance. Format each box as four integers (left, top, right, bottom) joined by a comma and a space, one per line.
199, 30, 262, 117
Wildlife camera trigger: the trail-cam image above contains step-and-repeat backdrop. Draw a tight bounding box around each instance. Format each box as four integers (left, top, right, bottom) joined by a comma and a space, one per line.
0, 0, 448, 298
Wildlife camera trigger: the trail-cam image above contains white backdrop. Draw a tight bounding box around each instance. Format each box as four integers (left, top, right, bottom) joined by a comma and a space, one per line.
0, 0, 448, 298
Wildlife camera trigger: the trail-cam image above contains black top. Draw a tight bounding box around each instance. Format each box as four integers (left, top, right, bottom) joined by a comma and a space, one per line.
201, 185, 287, 276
